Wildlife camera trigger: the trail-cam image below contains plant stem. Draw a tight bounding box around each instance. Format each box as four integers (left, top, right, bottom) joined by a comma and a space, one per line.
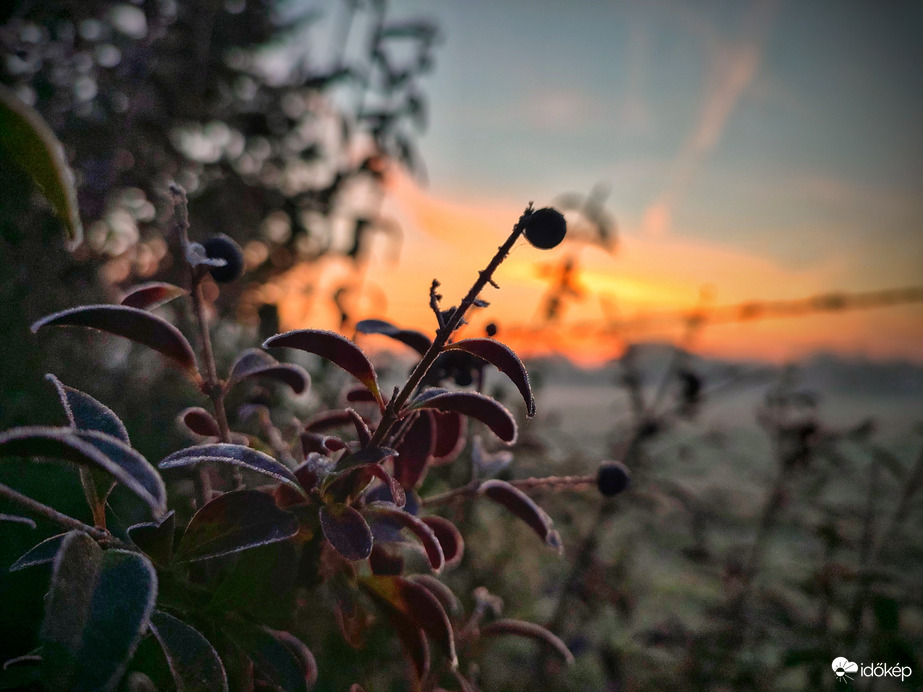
0, 481, 126, 547
368, 205, 533, 448
422, 474, 595, 508
170, 184, 234, 498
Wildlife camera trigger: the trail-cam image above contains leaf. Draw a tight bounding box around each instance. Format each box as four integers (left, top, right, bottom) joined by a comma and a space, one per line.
394, 412, 435, 489
0, 514, 36, 528
479, 619, 574, 664
419, 516, 464, 569
479, 480, 562, 553
149, 610, 228, 692
270, 629, 318, 690
32, 305, 199, 380
0, 84, 82, 246
46, 374, 130, 443
363, 503, 444, 573
41, 532, 157, 692
444, 339, 535, 416
223, 620, 311, 692
178, 408, 221, 437
323, 463, 404, 508
127, 510, 176, 566
9, 533, 67, 572
361, 575, 457, 668
119, 282, 188, 311
345, 409, 372, 447
264, 329, 382, 405
431, 411, 467, 465
355, 319, 431, 356
320, 503, 373, 561
303, 409, 356, 433
226, 349, 310, 395
0, 427, 166, 517
207, 541, 300, 613
175, 490, 299, 562
409, 391, 517, 444
409, 574, 461, 616
159, 444, 306, 499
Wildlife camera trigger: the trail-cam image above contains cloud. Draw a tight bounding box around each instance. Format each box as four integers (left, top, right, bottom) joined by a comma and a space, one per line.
642, 0, 781, 236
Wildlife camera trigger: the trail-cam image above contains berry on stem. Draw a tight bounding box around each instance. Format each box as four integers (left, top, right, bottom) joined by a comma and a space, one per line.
523, 207, 567, 250
201, 234, 244, 283
597, 461, 631, 497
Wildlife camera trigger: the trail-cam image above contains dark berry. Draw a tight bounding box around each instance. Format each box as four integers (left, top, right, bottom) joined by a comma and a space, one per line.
485, 322, 498, 337
523, 207, 567, 250
201, 234, 244, 283
597, 461, 631, 497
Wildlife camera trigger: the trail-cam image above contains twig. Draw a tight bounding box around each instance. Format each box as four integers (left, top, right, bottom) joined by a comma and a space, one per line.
422, 475, 595, 508
367, 205, 533, 448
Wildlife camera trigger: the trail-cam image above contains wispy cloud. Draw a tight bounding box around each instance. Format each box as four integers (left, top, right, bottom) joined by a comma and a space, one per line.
642, 0, 781, 236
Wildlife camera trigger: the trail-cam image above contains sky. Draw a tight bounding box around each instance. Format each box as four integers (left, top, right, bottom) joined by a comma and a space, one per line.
295, 0, 923, 365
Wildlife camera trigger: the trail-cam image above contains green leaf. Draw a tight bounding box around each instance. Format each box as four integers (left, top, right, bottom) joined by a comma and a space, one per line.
9, 532, 68, 572
175, 490, 299, 562
223, 620, 312, 692
149, 611, 228, 692
40, 532, 158, 692
0, 84, 82, 246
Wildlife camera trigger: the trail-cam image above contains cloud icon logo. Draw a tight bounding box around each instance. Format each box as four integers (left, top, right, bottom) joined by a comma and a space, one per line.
832, 657, 859, 681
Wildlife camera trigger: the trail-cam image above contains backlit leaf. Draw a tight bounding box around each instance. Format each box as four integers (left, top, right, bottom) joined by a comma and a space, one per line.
0, 514, 35, 528
0, 84, 82, 245
0, 427, 166, 517
175, 490, 299, 562
479, 480, 562, 553
119, 282, 187, 311
223, 620, 311, 692
149, 610, 228, 692
361, 575, 457, 669
419, 516, 464, 569
394, 412, 435, 489
178, 408, 221, 438
9, 533, 67, 572
264, 329, 382, 405
363, 502, 444, 573
479, 619, 574, 664
409, 391, 517, 444
444, 338, 535, 416
46, 374, 129, 443
355, 319, 431, 356
431, 411, 467, 465
159, 444, 306, 499
41, 532, 157, 691
226, 349, 310, 395
320, 503, 373, 561
323, 463, 404, 508
32, 305, 199, 380
409, 574, 461, 615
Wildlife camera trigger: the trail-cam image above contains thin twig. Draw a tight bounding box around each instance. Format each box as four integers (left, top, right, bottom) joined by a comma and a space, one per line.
368, 205, 533, 448
422, 475, 595, 508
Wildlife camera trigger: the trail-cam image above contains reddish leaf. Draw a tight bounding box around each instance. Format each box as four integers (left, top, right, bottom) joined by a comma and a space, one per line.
479, 619, 574, 664
149, 610, 228, 692
223, 620, 311, 692
431, 411, 467, 465
323, 464, 404, 508
369, 544, 405, 575
420, 516, 464, 569
444, 338, 535, 416
179, 407, 220, 437
119, 282, 187, 311
226, 348, 309, 395
127, 510, 176, 567
264, 329, 382, 405
159, 444, 306, 499
479, 480, 562, 553
269, 629, 318, 689
394, 412, 435, 489
345, 388, 378, 404
32, 305, 199, 380
363, 503, 444, 573
320, 503, 373, 561
355, 319, 431, 356
361, 575, 457, 668
175, 490, 299, 562
346, 409, 371, 447
410, 574, 461, 616
409, 391, 517, 444
0, 427, 166, 517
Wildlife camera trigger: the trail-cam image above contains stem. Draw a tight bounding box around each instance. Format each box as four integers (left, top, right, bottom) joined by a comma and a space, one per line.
170, 184, 234, 498
368, 205, 532, 448
422, 475, 595, 508
0, 481, 127, 547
